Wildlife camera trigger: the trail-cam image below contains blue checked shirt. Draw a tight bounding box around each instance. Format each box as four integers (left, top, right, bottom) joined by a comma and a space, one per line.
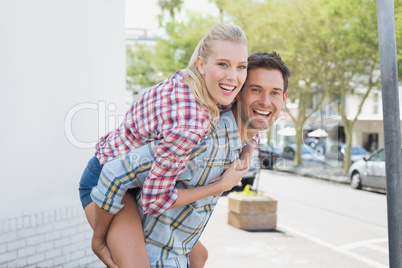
91, 110, 242, 267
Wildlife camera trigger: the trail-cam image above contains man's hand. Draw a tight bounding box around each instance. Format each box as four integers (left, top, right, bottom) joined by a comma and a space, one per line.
92, 236, 119, 268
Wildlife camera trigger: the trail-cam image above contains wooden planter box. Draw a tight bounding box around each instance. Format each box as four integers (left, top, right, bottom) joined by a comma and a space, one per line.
227, 192, 277, 231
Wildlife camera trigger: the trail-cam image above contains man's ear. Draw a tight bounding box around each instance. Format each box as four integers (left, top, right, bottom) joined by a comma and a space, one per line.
196, 56, 205, 75
282, 90, 289, 108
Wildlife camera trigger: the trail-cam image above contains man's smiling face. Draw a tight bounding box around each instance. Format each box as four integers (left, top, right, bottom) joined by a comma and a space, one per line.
236, 67, 288, 132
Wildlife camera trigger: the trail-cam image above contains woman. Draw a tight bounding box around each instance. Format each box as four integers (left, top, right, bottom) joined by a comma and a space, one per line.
79, 23, 252, 267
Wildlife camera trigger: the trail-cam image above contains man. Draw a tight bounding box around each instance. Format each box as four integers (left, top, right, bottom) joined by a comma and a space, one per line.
91, 52, 290, 267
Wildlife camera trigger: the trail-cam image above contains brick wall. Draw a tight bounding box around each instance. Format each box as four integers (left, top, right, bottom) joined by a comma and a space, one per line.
0, 206, 103, 268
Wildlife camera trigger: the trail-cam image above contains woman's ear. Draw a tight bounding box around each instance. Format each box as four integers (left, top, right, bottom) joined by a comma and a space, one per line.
196, 56, 205, 75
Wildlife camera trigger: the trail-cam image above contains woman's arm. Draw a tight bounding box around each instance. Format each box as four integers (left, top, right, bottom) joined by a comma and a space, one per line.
170, 159, 249, 209
91, 206, 118, 268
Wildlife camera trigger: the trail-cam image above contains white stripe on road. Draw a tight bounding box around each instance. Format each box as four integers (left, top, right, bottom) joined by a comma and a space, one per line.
340, 238, 389, 253
365, 243, 389, 255
279, 224, 388, 268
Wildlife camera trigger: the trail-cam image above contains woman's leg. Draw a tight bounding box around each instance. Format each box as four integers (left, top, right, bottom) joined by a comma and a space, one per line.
80, 157, 149, 267
189, 240, 208, 268
106, 193, 150, 268
84, 194, 150, 268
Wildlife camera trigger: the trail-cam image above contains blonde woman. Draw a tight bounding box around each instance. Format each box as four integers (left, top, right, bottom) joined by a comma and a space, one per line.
79, 23, 254, 267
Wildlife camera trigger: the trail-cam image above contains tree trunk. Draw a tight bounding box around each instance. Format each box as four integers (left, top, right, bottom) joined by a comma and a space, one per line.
294, 123, 304, 166
342, 120, 354, 174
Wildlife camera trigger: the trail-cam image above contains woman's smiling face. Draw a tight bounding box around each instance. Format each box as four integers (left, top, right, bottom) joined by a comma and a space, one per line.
196, 40, 248, 105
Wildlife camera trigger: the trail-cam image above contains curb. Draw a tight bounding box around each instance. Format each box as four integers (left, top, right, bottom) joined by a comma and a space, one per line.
273, 166, 349, 185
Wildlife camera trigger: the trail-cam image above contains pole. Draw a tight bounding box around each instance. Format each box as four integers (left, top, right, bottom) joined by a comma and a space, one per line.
376, 0, 402, 267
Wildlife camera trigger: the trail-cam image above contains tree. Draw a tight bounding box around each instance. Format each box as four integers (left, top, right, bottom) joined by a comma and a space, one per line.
321, 0, 381, 173
126, 14, 219, 90
157, 0, 184, 26
217, 0, 388, 171
395, 0, 402, 76
153, 15, 219, 76
126, 44, 162, 93
218, 0, 328, 165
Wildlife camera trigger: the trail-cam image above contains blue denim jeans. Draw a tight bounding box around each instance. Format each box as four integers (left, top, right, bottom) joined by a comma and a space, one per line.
78, 156, 102, 209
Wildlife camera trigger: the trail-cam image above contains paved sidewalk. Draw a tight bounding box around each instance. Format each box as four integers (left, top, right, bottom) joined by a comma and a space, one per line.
202, 197, 371, 268
200, 162, 373, 268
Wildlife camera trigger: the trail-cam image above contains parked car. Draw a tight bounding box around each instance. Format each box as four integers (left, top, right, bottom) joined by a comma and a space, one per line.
348, 147, 395, 190
241, 147, 260, 188
304, 137, 326, 154
282, 144, 325, 163
326, 144, 368, 163
257, 143, 281, 169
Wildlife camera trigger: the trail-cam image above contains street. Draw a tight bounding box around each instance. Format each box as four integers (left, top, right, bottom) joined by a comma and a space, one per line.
202, 169, 389, 268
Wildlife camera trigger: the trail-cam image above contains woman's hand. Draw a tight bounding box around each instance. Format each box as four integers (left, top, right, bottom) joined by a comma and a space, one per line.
209, 159, 249, 195
92, 236, 119, 268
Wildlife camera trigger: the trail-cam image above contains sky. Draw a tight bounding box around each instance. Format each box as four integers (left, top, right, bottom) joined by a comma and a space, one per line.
125, 0, 219, 29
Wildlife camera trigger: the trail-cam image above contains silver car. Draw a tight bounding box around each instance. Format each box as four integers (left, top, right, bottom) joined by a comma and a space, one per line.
348, 147, 401, 190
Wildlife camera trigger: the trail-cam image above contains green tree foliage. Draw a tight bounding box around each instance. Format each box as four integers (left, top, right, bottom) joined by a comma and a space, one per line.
126, 13, 219, 92
153, 15, 219, 76
218, 0, 329, 165
217, 0, 399, 170
126, 44, 162, 92
320, 0, 381, 173
157, 0, 184, 26
394, 0, 402, 77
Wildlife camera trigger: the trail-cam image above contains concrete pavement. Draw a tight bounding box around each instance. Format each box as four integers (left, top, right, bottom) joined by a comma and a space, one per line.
202, 196, 373, 268
200, 162, 381, 268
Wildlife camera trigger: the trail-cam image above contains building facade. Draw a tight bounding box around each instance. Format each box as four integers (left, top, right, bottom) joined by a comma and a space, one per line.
0, 0, 127, 266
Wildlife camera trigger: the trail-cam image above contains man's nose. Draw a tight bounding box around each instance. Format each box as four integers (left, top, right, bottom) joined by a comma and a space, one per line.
260, 92, 272, 106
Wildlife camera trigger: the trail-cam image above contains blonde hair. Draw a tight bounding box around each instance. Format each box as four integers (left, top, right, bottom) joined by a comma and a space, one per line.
183, 23, 248, 127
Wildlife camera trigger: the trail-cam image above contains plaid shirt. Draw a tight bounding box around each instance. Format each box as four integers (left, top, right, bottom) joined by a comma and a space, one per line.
91, 110, 242, 267
95, 70, 211, 215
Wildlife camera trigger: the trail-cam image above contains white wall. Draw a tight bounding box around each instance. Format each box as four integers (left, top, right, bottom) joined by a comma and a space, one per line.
0, 0, 127, 220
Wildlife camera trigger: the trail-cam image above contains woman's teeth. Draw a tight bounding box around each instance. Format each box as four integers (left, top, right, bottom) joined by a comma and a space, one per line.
220, 84, 236, 92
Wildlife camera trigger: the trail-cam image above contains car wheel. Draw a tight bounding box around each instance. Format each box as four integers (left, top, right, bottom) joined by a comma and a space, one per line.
261, 158, 271, 169
351, 171, 362, 189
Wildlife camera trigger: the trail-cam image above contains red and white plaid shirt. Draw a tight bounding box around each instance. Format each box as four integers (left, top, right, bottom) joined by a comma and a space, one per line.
95, 70, 210, 215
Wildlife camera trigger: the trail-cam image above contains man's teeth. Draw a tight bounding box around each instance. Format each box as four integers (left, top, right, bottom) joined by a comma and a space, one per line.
220, 84, 235, 91
254, 109, 271, 116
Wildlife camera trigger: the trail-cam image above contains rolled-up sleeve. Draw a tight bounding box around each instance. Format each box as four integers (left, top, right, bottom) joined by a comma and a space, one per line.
90, 160, 129, 214
90, 145, 155, 214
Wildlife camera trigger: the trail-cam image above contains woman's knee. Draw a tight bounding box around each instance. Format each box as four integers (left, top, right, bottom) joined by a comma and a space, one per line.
189, 241, 208, 268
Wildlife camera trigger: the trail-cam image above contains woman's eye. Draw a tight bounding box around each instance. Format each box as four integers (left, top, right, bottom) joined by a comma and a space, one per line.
218, 63, 228, 67
238, 65, 247, 69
